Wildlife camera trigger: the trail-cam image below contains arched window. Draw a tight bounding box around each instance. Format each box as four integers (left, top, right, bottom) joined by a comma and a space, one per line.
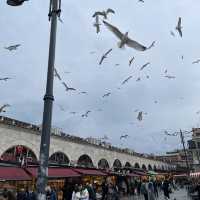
153, 165, 157, 171
113, 159, 122, 168
98, 159, 109, 169
77, 154, 94, 168
148, 164, 153, 170
125, 162, 131, 167
134, 163, 140, 169
1, 145, 37, 163
49, 152, 69, 165
142, 164, 147, 170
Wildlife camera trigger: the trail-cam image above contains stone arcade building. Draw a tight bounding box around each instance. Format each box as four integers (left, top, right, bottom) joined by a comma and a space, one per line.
0, 116, 175, 171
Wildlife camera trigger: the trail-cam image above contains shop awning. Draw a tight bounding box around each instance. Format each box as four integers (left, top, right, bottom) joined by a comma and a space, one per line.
134, 171, 147, 176
0, 167, 31, 181
26, 167, 80, 178
174, 173, 188, 177
190, 172, 200, 178
127, 173, 140, 177
148, 171, 158, 176
73, 168, 107, 176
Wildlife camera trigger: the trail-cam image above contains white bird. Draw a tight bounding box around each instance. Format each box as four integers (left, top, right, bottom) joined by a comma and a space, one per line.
93, 15, 101, 34
54, 68, 62, 81
99, 48, 112, 65
140, 62, 150, 71
192, 59, 200, 64
0, 104, 11, 113
103, 20, 147, 51
129, 56, 135, 66
92, 8, 115, 19
4, 44, 21, 51
81, 110, 91, 118
120, 134, 129, 140
176, 17, 182, 37
102, 92, 111, 98
121, 76, 133, 85
62, 82, 76, 91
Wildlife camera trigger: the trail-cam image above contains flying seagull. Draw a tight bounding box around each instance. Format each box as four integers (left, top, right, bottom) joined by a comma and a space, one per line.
192, 59, 200, 64
99, 48, 112, 65
176, 17, 182, 37
137, 111, 143, 121
164, 69, 168, 74
103, 20, 147, 51
120, 134, 129, 140
54, 68, 62, 81
0, 77, 12, 81
62, 82, 76, 91
0, 104, 11, 113
121, 76, 133, 85
115, 64, 120, 66
146, 75, 150, 79
92, 8, 115, 19
4, 44, 21, 51
102, 92, 111, 98
147, 41, 156, 50
79, 91, 88, 95
164, 75, 176, 79
81, 110, 91, 118
138, 0, 144, 2
93, 15, 101, 34
129, 56, 135, 66
140, 62, 150, 71
196, 110, 200, 114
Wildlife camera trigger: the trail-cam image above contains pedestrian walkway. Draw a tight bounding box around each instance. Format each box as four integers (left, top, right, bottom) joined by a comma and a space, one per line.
121, 189, 191, 200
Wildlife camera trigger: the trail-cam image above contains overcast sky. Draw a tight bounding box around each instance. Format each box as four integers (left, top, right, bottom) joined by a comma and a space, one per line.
1, 0, 200, 154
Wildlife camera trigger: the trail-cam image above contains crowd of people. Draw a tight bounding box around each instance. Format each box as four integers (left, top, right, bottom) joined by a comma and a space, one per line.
0, 177, 188, 200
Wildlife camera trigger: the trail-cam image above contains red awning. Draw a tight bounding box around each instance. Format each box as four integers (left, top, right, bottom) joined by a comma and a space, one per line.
73, 168, 107, 176
127, 173, 140, 177
0, 167, 31, 181
26, 167, 80, 178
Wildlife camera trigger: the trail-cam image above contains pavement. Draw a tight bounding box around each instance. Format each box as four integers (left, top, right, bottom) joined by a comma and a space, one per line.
121, 189, 191, 200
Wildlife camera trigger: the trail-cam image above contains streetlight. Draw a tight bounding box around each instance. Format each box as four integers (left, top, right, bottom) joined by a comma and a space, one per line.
6, 0, 61, 199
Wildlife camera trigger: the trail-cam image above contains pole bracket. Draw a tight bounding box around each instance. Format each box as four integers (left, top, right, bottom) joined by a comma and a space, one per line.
48, 0, 62, 21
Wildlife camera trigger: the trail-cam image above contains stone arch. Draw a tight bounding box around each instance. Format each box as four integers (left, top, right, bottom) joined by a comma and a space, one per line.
98, 158, 109, 169
125, 162, 131, 167
77, 154, 94, 167
113, 159, 122, 168
153, 165, 157, 171
49, 151, 69, 165
148, 164, 153, 171
134, 163, 140, 169
142, 164, 147, 170
161, 165, 165, 171
1, 145, 37, 163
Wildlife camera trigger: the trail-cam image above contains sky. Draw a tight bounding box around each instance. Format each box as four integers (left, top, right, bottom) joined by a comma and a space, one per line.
1, 0, 200, 154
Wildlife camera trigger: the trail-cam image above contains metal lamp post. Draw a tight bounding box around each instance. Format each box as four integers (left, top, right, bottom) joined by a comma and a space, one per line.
6, 0, 61, 199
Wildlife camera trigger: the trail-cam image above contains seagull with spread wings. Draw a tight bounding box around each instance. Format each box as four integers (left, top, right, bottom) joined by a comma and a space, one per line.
99, 48, 112, 65
0, 77, 12, 81
102, 92, 111, 98
176, 17, 182, 37
0, 104, 11, 113
4, 44, 21, 51
140, 62, 150, 71
192, 59, 200, 64
62, 82, 76, 91
54, 68, 62, 81
93, 8, 115, 19
121, 76, 133, 85
120, 134, 129, 140
81, 110, 91, 118
129, 56, 135, 66
103, 20, 147, 51
93, 15, 101, 34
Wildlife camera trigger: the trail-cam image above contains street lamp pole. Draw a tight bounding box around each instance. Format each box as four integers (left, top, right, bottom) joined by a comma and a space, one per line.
36, 0, 60, 199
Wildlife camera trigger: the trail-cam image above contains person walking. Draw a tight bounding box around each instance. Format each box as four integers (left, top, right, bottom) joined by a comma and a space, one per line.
148, 180, 155, 200
140, 181, 148, 200
46, 186, 57, 200
153, 181, 158, 198
101, 180, 108, 200
162, 179, 170, 200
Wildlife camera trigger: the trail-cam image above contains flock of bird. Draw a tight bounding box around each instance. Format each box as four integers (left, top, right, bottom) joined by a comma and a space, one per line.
1, 3, 200, 144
